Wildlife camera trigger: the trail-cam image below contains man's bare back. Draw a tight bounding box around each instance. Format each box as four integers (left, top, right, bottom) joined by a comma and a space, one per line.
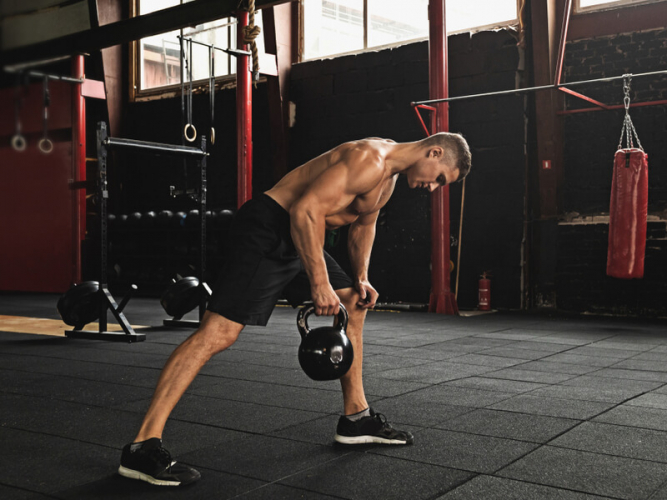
265, 138, 399, 230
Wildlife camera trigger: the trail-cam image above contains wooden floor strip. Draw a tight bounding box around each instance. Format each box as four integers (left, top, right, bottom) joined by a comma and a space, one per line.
0, 315, 149, 337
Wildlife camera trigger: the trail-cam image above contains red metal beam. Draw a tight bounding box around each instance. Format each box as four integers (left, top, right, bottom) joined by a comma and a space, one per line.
236, 10, 253, 209
558, 86, 609, 109
428, 0, 457, 315
413, 104, 437, 137
72, 55, 85, 285
553, 0, 573, 86
557, 99, 667, 115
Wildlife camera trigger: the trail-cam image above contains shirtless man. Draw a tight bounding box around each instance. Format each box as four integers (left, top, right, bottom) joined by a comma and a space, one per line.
118, 132, 472, 486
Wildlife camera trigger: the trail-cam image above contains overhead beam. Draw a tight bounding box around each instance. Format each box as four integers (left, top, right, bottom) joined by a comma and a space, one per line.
1, 0, 292, 66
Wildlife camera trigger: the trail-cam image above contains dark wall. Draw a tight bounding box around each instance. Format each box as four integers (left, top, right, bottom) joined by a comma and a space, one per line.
558, 27, 667, 316
100, 84, 275, 293
290, 31, 526, 309
104, 29, 527, 306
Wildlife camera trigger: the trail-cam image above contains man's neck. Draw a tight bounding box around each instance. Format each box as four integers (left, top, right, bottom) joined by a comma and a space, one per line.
386, 142, 421, 176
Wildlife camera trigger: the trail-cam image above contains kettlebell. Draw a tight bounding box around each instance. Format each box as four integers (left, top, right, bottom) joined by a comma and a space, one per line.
297, 304, 354, 381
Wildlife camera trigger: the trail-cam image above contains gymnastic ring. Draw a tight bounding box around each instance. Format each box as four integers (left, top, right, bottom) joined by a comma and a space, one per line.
184, 123, 197, 143
11, 134, 27, 152
210, 127, 215, 145
38, 138, 54, 154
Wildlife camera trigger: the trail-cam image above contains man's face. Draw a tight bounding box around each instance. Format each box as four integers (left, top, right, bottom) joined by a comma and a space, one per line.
408, 154, 458, 192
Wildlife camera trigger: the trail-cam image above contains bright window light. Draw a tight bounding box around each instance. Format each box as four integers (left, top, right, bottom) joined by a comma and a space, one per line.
303, 0, 519, 60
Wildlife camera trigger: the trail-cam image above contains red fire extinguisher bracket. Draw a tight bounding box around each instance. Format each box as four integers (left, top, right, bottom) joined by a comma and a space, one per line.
478, 272, 492, 311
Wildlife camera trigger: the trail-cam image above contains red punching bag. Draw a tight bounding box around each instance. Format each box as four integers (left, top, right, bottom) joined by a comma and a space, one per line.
607, 75, 648, 279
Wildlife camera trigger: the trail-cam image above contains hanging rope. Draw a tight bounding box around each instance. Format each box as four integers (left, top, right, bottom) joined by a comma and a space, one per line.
517, 0, 527, 49
244, 0, 261, 86
617, 74, 644, 151
455, 178, 466, 300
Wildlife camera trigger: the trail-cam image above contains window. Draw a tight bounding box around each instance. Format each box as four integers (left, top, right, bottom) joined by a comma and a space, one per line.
302, 0, 519, 60
132, 0, 264, 98
576, 0, 665, 12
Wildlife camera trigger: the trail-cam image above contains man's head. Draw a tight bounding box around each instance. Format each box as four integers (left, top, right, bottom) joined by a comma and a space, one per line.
419, 132, 472, 183
404, 132, 471, 191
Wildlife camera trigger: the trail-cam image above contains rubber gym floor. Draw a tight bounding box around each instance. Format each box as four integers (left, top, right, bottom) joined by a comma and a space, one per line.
2, 294, 667, 499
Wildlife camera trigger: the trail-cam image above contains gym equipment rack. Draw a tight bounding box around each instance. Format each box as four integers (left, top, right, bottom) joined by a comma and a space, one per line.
65, 121, 209, 341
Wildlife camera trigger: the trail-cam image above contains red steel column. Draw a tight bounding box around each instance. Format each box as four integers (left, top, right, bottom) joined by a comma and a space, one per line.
428, 0, 458, 314
72, 54, 86, 284
236, 10, 253, 208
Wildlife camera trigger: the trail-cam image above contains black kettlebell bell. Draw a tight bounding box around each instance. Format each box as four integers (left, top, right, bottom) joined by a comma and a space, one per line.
297, 304, 354, 381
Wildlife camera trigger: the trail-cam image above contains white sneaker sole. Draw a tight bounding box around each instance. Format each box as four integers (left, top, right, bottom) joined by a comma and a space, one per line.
334, 434, 409, 445
118, 465, 181, 486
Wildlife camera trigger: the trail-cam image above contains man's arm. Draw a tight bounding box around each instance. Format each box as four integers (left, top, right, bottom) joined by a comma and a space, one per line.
348, 211, 380, 308
289, 148, 384, 316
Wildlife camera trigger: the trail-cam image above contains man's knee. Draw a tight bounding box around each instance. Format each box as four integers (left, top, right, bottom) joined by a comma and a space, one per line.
335, 288, 367, 317
191, 311, 243, 355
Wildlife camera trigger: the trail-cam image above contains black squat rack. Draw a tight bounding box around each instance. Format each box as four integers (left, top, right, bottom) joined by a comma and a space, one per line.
65, 121, 209, 341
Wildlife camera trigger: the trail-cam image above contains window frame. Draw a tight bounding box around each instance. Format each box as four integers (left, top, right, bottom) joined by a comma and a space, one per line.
574, 0, 666, 13
129, 0, 241, 102
298, 0, 522, 62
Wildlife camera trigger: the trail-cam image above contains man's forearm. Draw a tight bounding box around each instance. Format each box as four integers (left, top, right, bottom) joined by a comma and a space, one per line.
290, 209, 329, 286
348, 222, 376, 282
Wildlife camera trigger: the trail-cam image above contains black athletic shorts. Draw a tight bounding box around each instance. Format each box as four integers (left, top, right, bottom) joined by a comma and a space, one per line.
207, 194, 354, 326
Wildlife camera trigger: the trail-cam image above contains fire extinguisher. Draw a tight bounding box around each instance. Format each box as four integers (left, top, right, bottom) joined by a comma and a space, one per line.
478, 272, 491, 311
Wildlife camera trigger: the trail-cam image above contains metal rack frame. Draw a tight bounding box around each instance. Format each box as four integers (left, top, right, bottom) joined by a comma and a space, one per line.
65, 121, 209, 341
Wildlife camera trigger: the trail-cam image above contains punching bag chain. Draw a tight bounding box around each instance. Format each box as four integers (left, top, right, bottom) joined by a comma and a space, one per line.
617, 74, 644, 152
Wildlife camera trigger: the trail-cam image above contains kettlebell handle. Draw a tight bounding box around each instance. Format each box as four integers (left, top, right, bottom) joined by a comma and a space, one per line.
297, 303, 348, 340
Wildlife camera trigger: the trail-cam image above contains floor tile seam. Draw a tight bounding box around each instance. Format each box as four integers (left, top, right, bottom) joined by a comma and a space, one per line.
0, 387, 163, 414
538, 344, 624, 365
483, 473, 626, 500
0, 367, 170, 393
545, 440, 667, 466
180, 391, 345, 413
572, 419, 667, 436
351, 359, 445, 377
362, 447, 487, 476
646, 476, 667, 500
471, 349, 564, 362
428, 423, 567, 445
0, 424, 124, 452
421, 423, 554, 447
175, 390, 340, 414
193, 371, 343, 392
624, 347, 667, 364
572, 364, 667, 379
0, 480, 61, 500
169, 406, 335, 433
0, 389, 161, 415
424, 473, 482, 500
493, 385, 662, 407
229, 482, 349, 500
0, 351, 169, 368
421, 473, 483, 500
525, 394, 667, 460
478, 366, 583, 383
188, 379, 343, 398
528, 373, 667, 395
229, 458, 359, 500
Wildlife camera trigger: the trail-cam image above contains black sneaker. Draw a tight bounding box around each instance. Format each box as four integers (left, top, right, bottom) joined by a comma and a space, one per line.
118, 438, 201, 486
334, 408, 414, 445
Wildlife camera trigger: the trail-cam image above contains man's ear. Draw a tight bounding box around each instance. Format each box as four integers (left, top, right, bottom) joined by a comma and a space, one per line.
429, 147, 444, 159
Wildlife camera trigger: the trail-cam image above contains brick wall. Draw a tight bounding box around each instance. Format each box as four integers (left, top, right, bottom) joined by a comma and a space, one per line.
558, 28, 667, 316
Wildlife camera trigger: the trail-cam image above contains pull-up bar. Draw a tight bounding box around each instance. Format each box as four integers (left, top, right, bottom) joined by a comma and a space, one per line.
3, 65, 84, 84
177, 35, 251, 58
103, 137, 209, 157
412, 69, 667, 106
